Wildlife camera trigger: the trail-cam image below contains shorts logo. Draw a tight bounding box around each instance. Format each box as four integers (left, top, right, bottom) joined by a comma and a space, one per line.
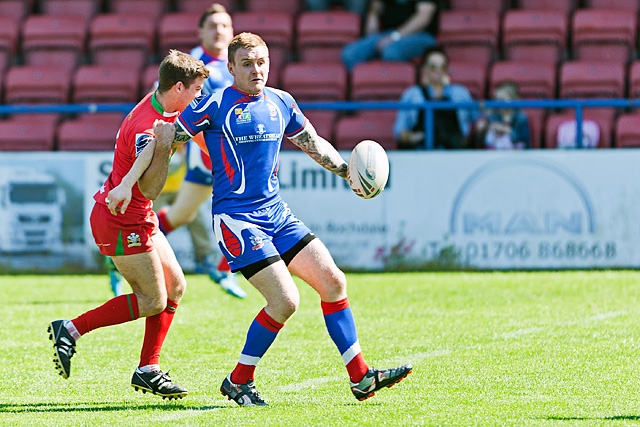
126, 232, 142, 248
250, 236, 264, 250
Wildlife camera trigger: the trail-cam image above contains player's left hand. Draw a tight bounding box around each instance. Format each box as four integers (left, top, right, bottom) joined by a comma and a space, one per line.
105, 184, 132, 216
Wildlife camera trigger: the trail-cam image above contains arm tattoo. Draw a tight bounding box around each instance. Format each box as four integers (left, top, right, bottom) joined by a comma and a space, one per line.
291, 129, 348, 180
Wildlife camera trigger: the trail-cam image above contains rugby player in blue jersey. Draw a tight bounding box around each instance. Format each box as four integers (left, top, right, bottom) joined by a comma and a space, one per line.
157, 32, 412, 406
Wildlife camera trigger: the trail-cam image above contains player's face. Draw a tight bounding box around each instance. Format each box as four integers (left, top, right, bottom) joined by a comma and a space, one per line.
199, 12, 234, 55
177, 76, 206, 111
228, 45, 270, 95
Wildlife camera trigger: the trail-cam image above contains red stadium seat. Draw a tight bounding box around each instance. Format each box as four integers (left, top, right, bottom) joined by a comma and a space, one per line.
502, 10, 567, 65
21, 14, 87, 72
296, 10, 361, 63
0, 116, 57, 151
158, 12, 200, 56
448, 0, 508, 13
244, 0, 301, 15
437, 10, 500, 67
175, 0, 235, 13
109, 0, 167, 20
281, 62, 348, 101
0, 16, 19, 72
614, 113, 640, 147
0, 0, 34, 21
140, 63, 160, 96
5, 65, 71, 104
89, 13, 155, 70
334, 111, 398, 151
350, 60, 416, 101
305, 110, 338, 141
559, 61, 625, 99
544, 111, 612, 148
523, 108, 545, 149
447, 61, 486, 100
571, 9, 637, 64
584, 0, 640, 11
40, 0, 101, 19
232, 11, 293, 86
72, 65, 140, 103
57, 114, 124, 151
516, 0, 576, 13
628, 61, 640, 99
489, 61, 557, 99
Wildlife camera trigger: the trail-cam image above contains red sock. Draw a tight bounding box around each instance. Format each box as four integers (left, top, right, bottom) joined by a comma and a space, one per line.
217, 256, 231, 272
139, 299, 178, 367
72, 294, 139, 336
157, 207, 175, 235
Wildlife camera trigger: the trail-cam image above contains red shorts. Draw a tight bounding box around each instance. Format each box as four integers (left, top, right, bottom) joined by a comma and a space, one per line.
90, 202, 159, 256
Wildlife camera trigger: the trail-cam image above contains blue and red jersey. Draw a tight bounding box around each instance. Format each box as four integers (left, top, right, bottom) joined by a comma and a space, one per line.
176, 86, 307, 214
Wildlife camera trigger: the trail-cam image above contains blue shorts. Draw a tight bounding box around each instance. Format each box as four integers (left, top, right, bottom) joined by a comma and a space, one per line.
184, 140, 213, 186
213, 201, 312, 273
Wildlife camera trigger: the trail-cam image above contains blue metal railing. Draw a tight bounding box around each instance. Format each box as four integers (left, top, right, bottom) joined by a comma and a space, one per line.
2, 98, 640, 150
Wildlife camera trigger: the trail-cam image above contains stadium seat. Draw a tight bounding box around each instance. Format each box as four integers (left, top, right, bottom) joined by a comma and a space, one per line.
583, 0, 640, 11
523, 108, 545, 149
628, 61, 640, 99
158, 12, 200, 56
140, 63, 160, 96
0, 0, 34, 21
244, 0, 301, 16
614, 113, 640, 147
544, 111, 612, 148
502, 10, 568, 65
447, 0, 508, 13
489, 61, 557, 99
305, 110, 338, 141
0, 16, 19, 72
21, 14, 87, 72
281, 62, 348, 101
72, 65, 140, 103
4, 65, 71, 104
334, 111, 398, 151
437, 10, 500, 67
516, 0, 576, 13
0, 116, 57, 151
559, 61, 625, 99
447, 61, 486, 100
296, 10, 361, 63
350, 60, 416, 101
89, 13, 155, 70
109, 0, 168, 20
40, 0, 101, 20
57, 114, 124, 151
175, 0, 235, 13
232, 11, 293, 86
571, 9, 637, 64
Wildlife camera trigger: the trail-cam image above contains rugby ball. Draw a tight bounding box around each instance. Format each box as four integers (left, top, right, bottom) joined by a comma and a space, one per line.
348, 140, 389, 199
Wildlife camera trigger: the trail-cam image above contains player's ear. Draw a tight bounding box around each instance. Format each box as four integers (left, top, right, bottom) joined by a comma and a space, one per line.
227, 62, 234, 76
175, 81, 184, 92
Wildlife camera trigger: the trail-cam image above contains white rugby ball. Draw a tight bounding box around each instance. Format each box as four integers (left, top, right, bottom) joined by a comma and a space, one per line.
348, 140, 389, 199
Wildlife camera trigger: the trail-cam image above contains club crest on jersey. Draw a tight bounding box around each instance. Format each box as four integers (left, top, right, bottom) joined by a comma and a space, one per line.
250, 236, 264, 250
235, 106, 252, 124
256, 123, 266, 135
267, 103, 278, 120
126, 232, 142, 248
135, 134, 153, 157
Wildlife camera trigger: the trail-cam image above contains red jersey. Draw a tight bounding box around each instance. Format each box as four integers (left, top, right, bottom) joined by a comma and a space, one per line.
94, 92, 180, 215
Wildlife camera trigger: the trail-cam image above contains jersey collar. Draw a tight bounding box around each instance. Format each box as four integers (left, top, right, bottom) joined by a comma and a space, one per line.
151, 91, 180, 117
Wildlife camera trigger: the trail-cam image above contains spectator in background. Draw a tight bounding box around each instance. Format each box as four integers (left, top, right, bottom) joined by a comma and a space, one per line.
342, 0, 438, 71
470, 81, 531, 150
394, 45, 477, 149
305, 0, 368, 15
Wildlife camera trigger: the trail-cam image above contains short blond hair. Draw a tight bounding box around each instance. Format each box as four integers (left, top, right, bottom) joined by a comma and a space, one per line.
228, 32, 267, 64
157, 49, 210, 92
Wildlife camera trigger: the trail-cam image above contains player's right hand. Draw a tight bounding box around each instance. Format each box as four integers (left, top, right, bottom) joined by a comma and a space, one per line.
105, 184, 132, 216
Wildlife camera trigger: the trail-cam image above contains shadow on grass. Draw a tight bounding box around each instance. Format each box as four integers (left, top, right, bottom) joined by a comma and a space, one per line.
0, 403, 226, 413
547, 415, 640, 421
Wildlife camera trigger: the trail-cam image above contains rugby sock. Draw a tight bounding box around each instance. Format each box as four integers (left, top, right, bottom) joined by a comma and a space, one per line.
217, 256, 231, 273
71, 294, 139, 336
231, 308, 284, 384
157, 207, 175, 234
322, 298, 369, 383
139, 299, 178, 367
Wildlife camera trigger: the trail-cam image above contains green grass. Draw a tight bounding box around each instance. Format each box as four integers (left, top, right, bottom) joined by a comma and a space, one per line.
3, 271, 640, 426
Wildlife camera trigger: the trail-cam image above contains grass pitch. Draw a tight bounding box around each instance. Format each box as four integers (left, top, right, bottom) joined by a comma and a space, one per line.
2, 271, 640, 426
